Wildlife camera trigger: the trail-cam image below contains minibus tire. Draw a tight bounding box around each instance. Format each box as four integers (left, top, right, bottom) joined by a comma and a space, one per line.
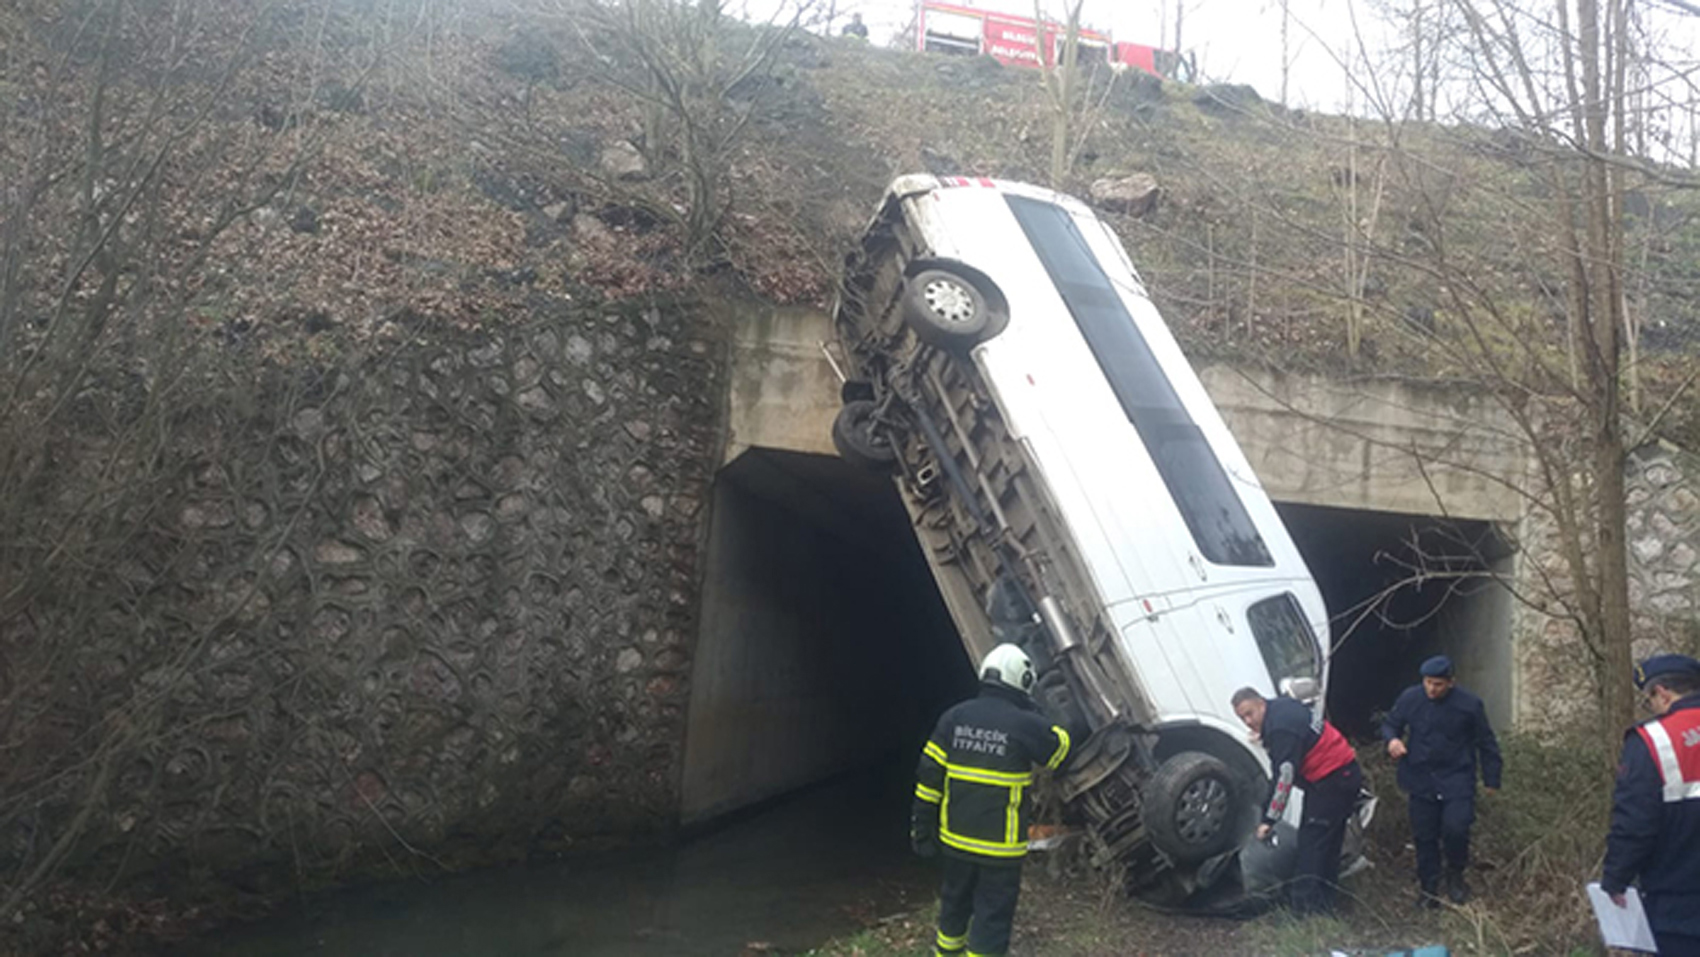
903, 269, 991, 348
832, 399, 898, 471
1146, 751, 1241, 865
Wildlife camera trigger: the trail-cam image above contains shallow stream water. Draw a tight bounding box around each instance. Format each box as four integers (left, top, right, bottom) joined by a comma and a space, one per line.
184, 765, 932, 957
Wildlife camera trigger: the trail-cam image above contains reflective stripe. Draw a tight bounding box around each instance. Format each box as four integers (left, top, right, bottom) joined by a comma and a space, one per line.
940, 777, 950, 833
916, 783, 943, 804
1643, 720, 1700, 803
1047, 726, 1071, 770
945, 764, 1033, 787
1005, 783, 1022, 844
939, 828, 1028, 858
936, 929, 967, 949
924, 741, 947, 765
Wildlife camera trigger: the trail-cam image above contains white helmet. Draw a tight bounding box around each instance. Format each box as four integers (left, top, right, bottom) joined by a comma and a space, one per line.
980, 643, 1036, 694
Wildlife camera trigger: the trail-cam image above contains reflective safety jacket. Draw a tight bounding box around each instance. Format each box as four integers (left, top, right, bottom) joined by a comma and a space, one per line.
913, 683, 1072, 865
1604, 695, 1700, 937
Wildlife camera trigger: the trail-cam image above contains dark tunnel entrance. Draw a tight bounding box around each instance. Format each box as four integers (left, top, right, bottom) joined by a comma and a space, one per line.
681, 448, 975, 824
681, 453, 1521, 821
1276, 502, 1516, 740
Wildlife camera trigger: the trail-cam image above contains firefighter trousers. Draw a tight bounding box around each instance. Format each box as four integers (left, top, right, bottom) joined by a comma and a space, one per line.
935, 855, 1022, 956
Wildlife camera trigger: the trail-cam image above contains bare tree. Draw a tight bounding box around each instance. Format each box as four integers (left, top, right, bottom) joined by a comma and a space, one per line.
1032, 1, 1115, 189
1311, 0, 1700, 745
0, 0, 396, 921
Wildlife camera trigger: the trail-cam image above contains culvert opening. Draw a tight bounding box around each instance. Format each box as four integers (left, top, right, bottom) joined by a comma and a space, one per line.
1276, 502, 1516, 738
681, 448, 974, 825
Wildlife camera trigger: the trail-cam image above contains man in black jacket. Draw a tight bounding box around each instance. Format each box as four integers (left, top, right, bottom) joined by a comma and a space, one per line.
1603, 654, 1700, 956
913, 644, 1071, 957
1231, 687, 1361, 916
1381, 655, 1502, 907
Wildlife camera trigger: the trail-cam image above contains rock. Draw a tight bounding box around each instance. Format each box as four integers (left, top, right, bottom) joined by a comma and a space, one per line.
289, 205, 321, 234
542, 200, 574, 222
1651, 591, 1693, 614
599, 140, 648, 180
1669, 542, 1697, 570
1089, 173, 1161, 217
251, 206, 282, 230
1646, 462, 1679, 487
315, 541, 363, 565
293, 407, 325, 436
468, 341, 505, 367
352, 496, 393, 542
460, 512, 494, 544
517, 387, 556, 415
572, 213, 613, 245
616, 648, 644, 673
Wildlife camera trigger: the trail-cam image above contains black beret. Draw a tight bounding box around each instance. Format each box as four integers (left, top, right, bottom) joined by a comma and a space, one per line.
1420, 655, 1454, 678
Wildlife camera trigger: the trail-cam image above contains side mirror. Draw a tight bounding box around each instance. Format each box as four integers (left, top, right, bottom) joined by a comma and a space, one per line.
1281, 676, 1320, 704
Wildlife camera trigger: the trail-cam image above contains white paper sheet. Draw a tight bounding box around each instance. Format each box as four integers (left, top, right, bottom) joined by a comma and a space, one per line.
1586, 882, 1658, 953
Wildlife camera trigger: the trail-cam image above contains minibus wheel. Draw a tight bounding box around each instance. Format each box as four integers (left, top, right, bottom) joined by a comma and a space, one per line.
1146, 751, 1241, 865
903, 268, 992, 348
832, 399, 898, 471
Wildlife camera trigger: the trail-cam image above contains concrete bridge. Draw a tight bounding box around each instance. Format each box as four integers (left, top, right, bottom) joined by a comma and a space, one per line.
682, 305, 1531, 822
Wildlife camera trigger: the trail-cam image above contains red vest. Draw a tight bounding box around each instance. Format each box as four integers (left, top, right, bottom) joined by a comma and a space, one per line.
1636, 706, 1700, 803
1301, 720, 1356, 784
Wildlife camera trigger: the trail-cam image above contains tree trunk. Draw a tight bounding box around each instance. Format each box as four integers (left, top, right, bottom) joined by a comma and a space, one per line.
1576, 0, 1635, 750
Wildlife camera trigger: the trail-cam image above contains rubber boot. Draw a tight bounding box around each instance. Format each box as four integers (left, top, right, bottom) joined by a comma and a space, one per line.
1445, 868, 1470, 904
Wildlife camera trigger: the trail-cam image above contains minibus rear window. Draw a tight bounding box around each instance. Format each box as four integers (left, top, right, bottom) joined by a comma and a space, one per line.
1005, 195, 1273, 567
1246, 593, 1320, 684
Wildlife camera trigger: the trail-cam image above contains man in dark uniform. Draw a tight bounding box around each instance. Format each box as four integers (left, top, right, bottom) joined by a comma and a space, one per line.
1381, 654, 1502, 906
1603, 654, 1700, 956
841, 12, 869, 39
1231, 687, 1362, 915
913, 644, 1071, 957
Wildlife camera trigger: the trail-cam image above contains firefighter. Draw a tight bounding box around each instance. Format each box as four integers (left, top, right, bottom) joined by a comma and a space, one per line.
1381, 655, 1502, 907
840, 12, 869, 39
912, 644, 1071, 957
1230, 687, 1362, 916
1603, 654, 1700, 956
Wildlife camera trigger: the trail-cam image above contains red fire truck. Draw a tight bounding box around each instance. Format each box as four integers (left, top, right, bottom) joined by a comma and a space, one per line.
914, 1, 1192, 81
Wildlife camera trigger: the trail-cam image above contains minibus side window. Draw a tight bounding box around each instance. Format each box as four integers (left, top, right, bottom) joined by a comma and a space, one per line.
1005, 195, 1274, 567
1246, 593, 1320, 685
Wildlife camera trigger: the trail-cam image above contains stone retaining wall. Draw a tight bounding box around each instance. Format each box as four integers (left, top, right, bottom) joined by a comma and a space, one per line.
4, 294, 723, 888
1513, 440, 1700, 732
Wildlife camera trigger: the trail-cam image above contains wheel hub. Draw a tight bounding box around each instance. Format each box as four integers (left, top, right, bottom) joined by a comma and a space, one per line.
1174, 777, 1229, 844
922, 278, 976, 325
